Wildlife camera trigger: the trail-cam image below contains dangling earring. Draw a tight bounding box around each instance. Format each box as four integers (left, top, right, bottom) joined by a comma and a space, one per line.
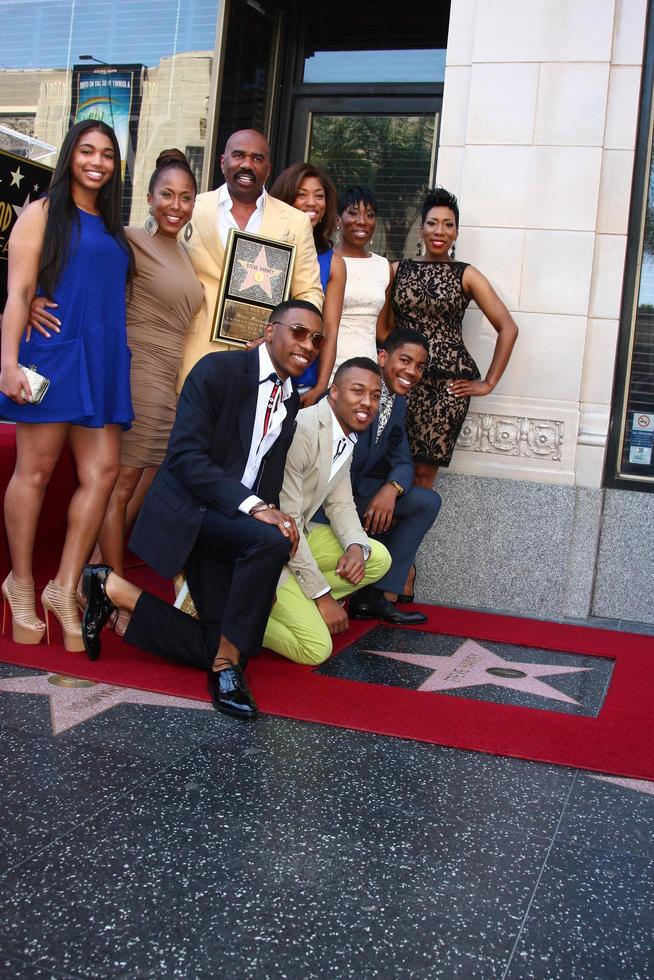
144, 206, 158, 237
415, 238, 423, 257
183, 221, 193, 242
368, 237, 374, 250
334, 223, 342, 247
450, 242, 456, 260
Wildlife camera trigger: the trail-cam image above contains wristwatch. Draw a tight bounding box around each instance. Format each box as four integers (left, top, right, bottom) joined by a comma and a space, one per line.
387, 481, 404, 497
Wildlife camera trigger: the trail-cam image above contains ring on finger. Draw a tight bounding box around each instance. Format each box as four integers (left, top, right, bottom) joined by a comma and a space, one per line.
282, 520, 291, 529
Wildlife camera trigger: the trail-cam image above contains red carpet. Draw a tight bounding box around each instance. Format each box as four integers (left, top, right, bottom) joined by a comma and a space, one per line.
0, 422, 652, 779
0, 564, 652, 780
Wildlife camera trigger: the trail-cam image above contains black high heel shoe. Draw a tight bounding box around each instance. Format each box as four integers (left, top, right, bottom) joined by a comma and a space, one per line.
81, 564, 116, 661
397, 564, 417, 604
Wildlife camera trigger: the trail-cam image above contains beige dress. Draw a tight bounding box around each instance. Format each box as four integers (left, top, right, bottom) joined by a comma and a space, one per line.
333, 252, 390, 376
121, 227, 203, 467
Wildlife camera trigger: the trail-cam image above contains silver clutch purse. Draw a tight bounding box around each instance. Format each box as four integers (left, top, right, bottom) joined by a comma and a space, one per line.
18, 363, 50, 405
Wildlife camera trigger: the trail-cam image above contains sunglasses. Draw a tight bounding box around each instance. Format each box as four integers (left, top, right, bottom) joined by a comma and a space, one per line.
271, 321, 326, 351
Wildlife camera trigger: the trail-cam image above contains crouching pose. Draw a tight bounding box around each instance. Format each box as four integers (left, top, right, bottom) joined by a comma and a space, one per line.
263, 357, 391, 665
348, 329, 442, 624
81, 301, 324, 719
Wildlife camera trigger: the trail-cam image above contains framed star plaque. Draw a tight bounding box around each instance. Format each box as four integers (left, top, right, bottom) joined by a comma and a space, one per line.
210, 229, 296, 346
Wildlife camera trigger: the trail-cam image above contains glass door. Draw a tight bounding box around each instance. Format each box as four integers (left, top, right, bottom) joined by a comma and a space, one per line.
289, 96, 440, 259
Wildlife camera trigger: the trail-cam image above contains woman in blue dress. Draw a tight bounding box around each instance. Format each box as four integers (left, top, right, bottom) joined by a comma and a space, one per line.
0, 119, 133, 651
270, 163, 346, 405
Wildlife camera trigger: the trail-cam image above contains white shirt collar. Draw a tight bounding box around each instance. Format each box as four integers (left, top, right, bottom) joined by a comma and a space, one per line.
258, 342, 293, 401
328, 403, 358, 448
217, 182, 267, 213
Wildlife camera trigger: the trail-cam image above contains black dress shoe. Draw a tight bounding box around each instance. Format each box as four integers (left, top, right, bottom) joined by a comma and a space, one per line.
81, 564, 117, 661
208, 664, 258, 720
349, 594, 427, 626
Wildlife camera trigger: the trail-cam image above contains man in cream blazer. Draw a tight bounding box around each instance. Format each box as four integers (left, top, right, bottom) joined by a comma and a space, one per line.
263, 357, 391, 666
179, 129, 324, 386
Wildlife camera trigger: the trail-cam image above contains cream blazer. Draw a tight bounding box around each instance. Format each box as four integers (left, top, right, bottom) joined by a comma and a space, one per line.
178, 190, 324, 388
277, 397, 370, 599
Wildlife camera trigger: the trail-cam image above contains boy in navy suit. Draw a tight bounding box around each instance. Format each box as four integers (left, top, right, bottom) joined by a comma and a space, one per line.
348, 329, 441, 624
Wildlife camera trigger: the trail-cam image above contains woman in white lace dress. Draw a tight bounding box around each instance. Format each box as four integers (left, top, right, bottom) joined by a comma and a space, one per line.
332, 185, 393, 375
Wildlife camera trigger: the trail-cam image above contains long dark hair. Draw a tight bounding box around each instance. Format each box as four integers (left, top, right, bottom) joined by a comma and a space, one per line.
39, 119, 133, 297
270, 162, 338, 254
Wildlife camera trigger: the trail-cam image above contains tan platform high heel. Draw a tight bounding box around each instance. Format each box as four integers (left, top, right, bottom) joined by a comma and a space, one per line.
41, 580, 85, 652
1, 572, 46, 645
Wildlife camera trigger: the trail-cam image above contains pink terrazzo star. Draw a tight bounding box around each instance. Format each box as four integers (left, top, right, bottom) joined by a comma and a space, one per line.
0, 673, 212, 735
362, 638, 594, 705
237, 246, 283, 298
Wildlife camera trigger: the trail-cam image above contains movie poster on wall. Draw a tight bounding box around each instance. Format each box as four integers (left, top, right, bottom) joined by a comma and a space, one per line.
0, 150, 53, 308
70, 64, 143, 221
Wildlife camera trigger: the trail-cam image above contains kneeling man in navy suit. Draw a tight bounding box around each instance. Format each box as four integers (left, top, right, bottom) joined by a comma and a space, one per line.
81, 301, 325, 720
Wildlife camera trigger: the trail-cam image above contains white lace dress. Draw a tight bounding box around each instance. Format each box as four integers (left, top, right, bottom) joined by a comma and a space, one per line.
333, 252, 390, 376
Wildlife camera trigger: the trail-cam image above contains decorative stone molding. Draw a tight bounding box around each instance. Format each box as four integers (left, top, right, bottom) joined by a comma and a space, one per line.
456, 413, 564, 461
577, 405, 610, 447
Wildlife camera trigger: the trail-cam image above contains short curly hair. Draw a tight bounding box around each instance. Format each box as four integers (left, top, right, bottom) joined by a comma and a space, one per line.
420, 187, 459, 227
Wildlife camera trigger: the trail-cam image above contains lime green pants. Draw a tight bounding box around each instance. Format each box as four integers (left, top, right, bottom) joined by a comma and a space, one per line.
263, 525, 391, 665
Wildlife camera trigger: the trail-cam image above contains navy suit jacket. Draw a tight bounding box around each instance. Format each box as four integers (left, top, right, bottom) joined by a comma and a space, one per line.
130, 348, 299, 578
350, 395, 414, 503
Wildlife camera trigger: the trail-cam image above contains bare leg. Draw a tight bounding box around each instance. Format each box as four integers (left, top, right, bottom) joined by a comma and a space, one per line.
54, 425, 121, 591
413, 461, 439, 490
105, 570, 142, 612
96, 464, 143, 577
4, 422, 69, 583
125, 466, 156, 536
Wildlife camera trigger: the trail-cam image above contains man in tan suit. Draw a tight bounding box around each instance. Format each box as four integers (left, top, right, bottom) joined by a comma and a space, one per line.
262, 357, 391, 665
179, 129, 324, 385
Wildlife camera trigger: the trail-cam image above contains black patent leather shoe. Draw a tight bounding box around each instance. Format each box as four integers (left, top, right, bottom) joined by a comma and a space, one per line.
81, 564, 117, 661
349, 594, 427, 626
208, 664, 258, 720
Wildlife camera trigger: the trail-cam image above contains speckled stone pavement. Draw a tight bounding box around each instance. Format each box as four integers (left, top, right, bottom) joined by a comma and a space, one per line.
0, 618, 653, 979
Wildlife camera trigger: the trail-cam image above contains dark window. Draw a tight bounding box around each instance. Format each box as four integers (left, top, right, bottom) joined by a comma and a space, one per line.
606, 2, 654, 490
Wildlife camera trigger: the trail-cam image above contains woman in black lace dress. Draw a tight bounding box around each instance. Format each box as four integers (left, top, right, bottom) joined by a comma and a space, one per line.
388, 188, 518, 489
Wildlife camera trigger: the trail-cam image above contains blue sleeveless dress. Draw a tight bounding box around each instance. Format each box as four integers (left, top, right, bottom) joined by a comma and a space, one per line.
0, 209, 134, 429
295, 248, 333, 390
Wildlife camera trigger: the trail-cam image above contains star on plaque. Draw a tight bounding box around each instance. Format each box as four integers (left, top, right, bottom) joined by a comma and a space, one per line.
12, 191, 31, 219
0, 672, 212, 735
10, 166, 24, 188
237, 246, 283, 298
362, 638, 593, 705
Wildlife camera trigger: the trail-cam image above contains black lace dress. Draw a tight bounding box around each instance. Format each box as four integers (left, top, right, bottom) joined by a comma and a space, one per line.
391, 259, 480, 466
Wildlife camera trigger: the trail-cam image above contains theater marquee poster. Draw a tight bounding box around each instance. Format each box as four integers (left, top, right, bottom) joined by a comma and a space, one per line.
70, 63, 143, 220
0, 150, 53, 309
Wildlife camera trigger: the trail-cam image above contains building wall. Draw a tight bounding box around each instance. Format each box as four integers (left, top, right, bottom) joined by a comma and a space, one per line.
424, 0, 654, 624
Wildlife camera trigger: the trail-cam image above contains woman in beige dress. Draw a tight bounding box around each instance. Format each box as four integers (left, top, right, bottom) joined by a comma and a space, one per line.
93, 153, 203, 586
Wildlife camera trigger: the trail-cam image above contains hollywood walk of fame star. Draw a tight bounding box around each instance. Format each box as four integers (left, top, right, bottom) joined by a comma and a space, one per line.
591, 775, 654, 796
362, 638, 593, 705
12, 191, 31, 220
10, 166, 24, 188
237, 246, 283, 298
0, 672, 212, 735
